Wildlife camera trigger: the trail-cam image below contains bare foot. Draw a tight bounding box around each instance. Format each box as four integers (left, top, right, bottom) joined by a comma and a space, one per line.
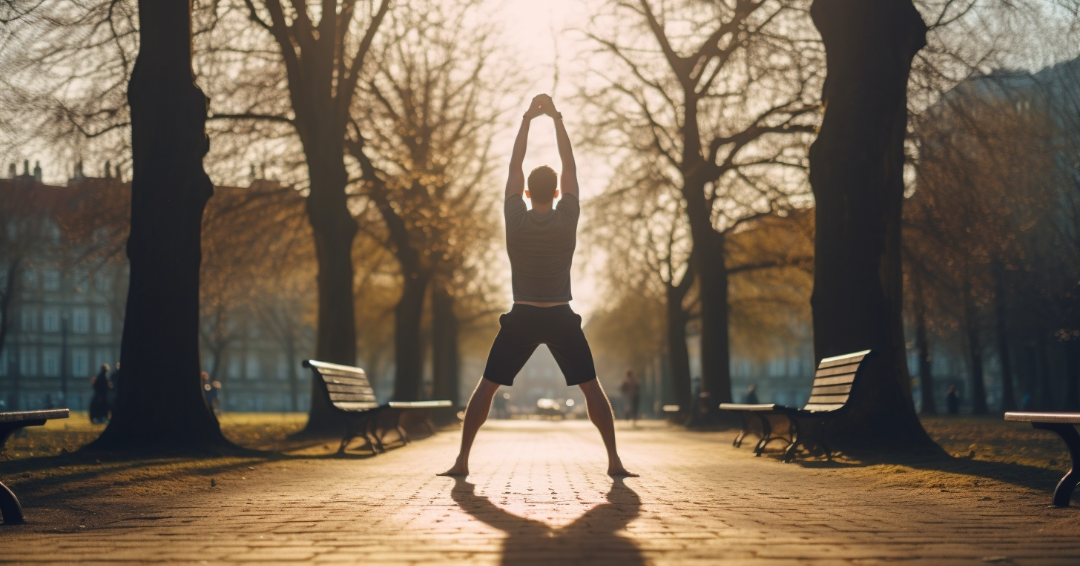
437, 464, 469, 477
608, 466, 639, 477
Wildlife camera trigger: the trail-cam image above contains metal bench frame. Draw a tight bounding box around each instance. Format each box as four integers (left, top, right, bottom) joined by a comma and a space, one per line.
0, 409, 70, 524
720, 350, 875, 462
303, 360, 450, 454
1004, 411, 1080, 507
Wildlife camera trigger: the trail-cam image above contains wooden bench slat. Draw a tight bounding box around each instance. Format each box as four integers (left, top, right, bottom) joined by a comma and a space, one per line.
809, 384, 853, 396
333, 401, 381, 411
328, 393, 380, 401
816, 349, 868, 371
807, 394, 850, 405
1005, 412, 1080, 424
0, 409, 70, 423
802, 403, 846, 412
387, 400, 453, 409
326, 383, 374, 394
810, 374, 858, 387
814, 364, 861, 378
717, 403, 786, 412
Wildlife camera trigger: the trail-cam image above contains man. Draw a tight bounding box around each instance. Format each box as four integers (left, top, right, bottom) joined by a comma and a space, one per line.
439, 94, 635, 477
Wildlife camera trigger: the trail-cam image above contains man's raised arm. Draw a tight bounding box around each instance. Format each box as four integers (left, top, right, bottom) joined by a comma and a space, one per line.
506, 96, 545, 200
538, 95, 578, 199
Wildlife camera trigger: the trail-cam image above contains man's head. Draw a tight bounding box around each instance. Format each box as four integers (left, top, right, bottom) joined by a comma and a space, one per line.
525, 166, 559, 206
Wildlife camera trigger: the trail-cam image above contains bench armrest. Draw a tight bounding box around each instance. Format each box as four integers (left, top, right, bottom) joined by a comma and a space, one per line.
718, 403, 788, 412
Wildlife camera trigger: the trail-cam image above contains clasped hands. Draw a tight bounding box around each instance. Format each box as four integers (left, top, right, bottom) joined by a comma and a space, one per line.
524, 94, 560, 120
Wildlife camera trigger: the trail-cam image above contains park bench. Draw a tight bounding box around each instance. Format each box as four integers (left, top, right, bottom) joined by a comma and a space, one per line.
1004, 411, 1080, 507
719, 349, 874, 462
0, 409, 69, 524
302, 360, 451, 455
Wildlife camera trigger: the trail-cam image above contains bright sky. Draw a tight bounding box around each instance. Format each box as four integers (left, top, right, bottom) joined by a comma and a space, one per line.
491, 0, 611, 319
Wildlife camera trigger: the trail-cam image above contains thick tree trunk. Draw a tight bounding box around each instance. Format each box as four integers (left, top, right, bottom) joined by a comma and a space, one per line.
696, 233, 732, 408
1065, 341, 1080, 411
962, 277, 989, 414
665, 284, 693, 413
994, 274, 1017, 412
393, 270, 431, 400
912, 271, 937, 415
432, 286, 460, 407
808, 0, 935, 449
299, 153, 357, 434
1037, 333, 1055, 409
90, 0, 228, 451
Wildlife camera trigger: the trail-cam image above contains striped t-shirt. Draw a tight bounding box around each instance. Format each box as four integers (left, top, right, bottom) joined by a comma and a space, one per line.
504, 193, 579, 302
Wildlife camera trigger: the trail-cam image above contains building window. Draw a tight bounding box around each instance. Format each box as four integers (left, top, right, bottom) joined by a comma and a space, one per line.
19, 349, 37, 376
73, 269, 88, 292
43, 268, 60, 291
95, 349, 113, 372
246, 354, 260, 380
42, 348, 61, 377
72, 307, 89, 334
228, 357, 241, 379
768, 358, 786, 378
95, 272, 112, 293
71, 349, 89, 378
21, 307, 36, 332
42, 308, 60, 333
21, 269, 35, 289
276, 357, 290, 380
95, 310, 112, 334
44, 221, 60, 244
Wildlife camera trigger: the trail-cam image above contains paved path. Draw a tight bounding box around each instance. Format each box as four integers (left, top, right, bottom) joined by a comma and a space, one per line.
3, 420, 1080, 564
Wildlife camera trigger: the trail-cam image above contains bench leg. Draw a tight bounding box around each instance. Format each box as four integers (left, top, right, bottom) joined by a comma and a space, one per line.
782, 417, 801, 463
1033, 422, 1080, 508
752, 414, 774, 457
0, 480, 24, 524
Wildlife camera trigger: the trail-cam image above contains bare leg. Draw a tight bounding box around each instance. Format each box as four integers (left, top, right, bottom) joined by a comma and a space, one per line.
438, 377, 501, 476
579, 379, 638, 476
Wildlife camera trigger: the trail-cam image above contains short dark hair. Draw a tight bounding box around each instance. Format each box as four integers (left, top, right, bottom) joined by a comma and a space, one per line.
527, 166, 558, 205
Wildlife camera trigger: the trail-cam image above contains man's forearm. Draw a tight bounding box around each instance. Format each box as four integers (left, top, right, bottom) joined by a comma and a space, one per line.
510, 116, 531, 170
553, 117, 575, 174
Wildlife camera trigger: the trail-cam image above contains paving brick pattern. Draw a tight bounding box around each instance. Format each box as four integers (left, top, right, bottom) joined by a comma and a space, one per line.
3, 420, 1080, 564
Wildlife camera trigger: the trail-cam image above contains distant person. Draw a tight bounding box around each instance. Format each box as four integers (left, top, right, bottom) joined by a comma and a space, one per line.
89, 363, 111, 423
492, 391, 509, 419
43, 394, 54, 410
439, 94, 634, 478
744, 384, 760, 405
945, 385, 960, 415
620, 370, 640, 424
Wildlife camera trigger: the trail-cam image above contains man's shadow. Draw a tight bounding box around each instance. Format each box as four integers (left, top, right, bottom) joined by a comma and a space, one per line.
450, 477, 645, 565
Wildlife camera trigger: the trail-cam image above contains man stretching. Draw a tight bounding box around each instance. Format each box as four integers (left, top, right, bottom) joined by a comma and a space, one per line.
439, 94, 635, 477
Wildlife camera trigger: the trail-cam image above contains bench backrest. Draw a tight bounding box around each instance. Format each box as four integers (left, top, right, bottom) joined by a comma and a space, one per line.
803, 350, 874, 413
303, 360, 379, 412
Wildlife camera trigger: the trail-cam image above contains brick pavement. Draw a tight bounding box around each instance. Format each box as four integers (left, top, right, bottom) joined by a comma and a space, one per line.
3, 420, 1080, 564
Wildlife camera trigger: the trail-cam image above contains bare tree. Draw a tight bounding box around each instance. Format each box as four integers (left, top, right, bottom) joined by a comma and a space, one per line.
583, 0, 821, 410
349, 0, 508, 400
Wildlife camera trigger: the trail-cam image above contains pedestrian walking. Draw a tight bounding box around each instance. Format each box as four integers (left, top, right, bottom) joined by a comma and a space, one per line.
620, 370, 640, 424
89, 363, 111, 423
946, 385, 960, 415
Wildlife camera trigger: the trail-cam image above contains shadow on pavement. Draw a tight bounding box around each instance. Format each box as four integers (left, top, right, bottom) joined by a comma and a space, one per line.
450, 476, 644, 566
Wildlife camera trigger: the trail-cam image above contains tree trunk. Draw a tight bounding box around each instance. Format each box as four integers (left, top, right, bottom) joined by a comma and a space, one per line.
808, 0, 935, 449
665, 284, 693, 413
962, 277, 989, 414
994, 274, 1017, 412
1065, 341, 1080, 411
299, 153, 357, 434
911, 270, 936, 414
432, 286, 460, 407
1037, 332, 1054, 409
393, 270, 431, 400
696, 232, 732, 409
90, 0, 228, 451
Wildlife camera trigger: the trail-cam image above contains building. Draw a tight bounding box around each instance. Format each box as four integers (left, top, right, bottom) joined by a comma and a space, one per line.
0, 161, 312, 413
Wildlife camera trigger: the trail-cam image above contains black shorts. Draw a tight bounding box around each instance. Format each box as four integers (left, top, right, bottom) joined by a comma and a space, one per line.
482, 304, 597, 386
